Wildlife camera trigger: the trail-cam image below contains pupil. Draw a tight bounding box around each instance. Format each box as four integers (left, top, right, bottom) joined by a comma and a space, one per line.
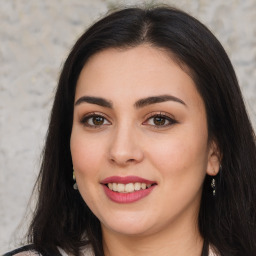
93, 116, 103, 125
154, 117, 165, 125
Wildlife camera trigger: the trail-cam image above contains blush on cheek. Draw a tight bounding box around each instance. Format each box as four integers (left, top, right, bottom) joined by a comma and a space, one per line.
148, 137, 206, 178
71, 137, 105, 176
148, 139, 183, 163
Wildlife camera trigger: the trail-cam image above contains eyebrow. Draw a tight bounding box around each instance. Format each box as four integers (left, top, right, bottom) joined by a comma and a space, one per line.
134, 94, 186, 108
75, 96, 113, 108
74, 94, 186, 109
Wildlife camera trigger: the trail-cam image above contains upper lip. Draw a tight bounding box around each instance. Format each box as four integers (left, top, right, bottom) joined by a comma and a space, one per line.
101, 176, 157, 185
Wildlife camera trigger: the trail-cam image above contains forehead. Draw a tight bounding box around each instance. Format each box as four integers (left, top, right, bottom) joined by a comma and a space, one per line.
75, 45, 203, 109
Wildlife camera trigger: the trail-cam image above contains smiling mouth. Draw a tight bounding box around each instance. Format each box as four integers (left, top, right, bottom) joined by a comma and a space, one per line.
101, 176, 157, 203
105, 182, 157, 193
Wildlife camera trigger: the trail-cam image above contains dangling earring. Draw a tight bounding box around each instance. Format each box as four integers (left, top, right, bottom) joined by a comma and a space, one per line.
73, 171, 78, 190
211, 177, 216, 196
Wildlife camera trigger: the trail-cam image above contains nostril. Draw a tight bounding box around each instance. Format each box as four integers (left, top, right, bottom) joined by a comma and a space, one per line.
110, 157, 136, 165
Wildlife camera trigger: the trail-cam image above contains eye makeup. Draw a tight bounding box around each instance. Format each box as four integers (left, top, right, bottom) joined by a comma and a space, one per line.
143, 111, 178, 129
79, 110, 178, 130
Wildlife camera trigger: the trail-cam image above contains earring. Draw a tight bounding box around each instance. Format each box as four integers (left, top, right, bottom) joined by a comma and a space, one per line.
211, 177, 216, 196
73, 171, 78, 190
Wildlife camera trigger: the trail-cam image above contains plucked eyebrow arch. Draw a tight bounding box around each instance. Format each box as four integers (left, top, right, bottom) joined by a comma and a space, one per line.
134, 94, 187, 109
75, 96, 113, 108
74, 94, 186, 109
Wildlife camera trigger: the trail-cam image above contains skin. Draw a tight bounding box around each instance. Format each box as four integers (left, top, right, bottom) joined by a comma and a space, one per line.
70, 45, 220, 256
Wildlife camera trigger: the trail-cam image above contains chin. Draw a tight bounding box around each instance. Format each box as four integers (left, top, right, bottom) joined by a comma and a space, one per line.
104, 223, 152, 237
100, 213, 156, 236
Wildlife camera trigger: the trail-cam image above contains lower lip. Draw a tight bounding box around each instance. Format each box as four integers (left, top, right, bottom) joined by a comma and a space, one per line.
102, 185, 155, 203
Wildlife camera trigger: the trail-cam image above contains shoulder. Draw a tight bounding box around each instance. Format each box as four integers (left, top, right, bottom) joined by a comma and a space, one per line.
79, 245, 94, 256
209, 244, 221, 256
3, 245, 94, 256
2, 245, 40, 256
57, 246, 94, 256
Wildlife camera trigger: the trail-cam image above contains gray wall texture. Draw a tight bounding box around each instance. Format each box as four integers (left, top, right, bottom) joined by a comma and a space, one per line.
1, 0, 256, 253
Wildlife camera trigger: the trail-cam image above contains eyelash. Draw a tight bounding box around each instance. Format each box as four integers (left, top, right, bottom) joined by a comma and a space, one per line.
143, 112, 177, 128
80, 112, 177, 129
80, 112, 111, 128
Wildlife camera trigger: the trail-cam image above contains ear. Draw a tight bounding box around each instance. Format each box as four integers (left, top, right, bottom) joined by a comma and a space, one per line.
206, 140, 221, 176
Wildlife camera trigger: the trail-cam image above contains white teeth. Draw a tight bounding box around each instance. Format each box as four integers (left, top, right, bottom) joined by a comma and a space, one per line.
117, 183, 125, 192
107, 182, 153, 193
113, 183, 118, 191
134, 182, 141, 191
125, 183, 134, 193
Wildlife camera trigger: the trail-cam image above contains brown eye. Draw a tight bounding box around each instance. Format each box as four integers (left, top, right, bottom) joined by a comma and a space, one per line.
153, 116, 166, 126
92, 116, 104, 125
80, 114, 111, 128
143, 113, 177, 128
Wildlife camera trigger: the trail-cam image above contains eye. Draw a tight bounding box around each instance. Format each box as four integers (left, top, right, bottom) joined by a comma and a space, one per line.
143, 112, 177, 128
80, 113, 111, 128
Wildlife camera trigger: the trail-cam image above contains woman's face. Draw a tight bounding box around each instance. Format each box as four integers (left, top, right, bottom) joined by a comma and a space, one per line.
70, 45, 219, 237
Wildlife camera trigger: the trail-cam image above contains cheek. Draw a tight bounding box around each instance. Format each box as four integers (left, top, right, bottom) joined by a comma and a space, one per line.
70, 130, 106, 175
146, 130, 209, 178
70, 131, 105, 207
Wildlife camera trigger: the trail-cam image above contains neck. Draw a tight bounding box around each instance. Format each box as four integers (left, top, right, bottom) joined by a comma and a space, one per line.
102, 219, 204, 256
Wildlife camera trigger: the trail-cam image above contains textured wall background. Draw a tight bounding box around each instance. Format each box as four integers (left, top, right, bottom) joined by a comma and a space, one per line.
1, 0, 256, 253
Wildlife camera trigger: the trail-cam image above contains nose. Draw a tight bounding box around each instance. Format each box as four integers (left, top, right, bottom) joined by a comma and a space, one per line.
108, 125, 144, 166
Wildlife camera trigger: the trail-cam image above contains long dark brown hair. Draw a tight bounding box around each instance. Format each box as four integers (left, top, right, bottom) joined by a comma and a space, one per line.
27, 5, 256, 256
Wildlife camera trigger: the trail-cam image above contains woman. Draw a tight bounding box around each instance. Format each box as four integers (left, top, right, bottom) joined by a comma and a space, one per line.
5, 5, 256, 256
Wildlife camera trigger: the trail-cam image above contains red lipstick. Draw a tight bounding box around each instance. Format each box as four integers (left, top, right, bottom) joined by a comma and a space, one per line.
101, 176, 157, 204
101, 176, 155, 185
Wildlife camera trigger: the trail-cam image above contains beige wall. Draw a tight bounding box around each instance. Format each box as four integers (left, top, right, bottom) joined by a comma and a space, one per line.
1, 0, 256, 253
